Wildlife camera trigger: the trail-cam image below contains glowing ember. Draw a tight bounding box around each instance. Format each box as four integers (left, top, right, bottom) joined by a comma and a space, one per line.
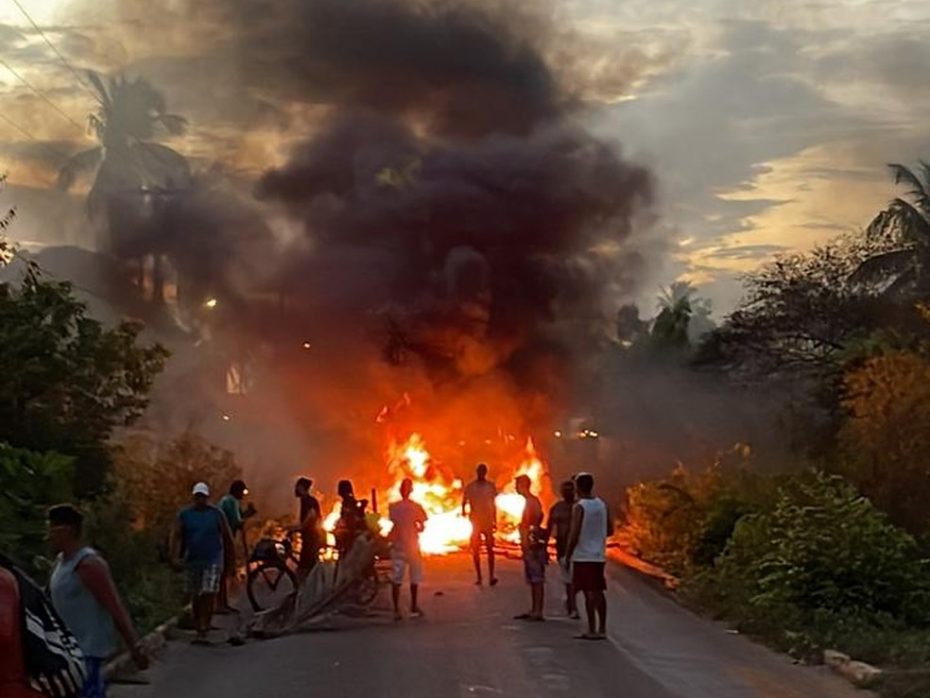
322, 432, 550, 555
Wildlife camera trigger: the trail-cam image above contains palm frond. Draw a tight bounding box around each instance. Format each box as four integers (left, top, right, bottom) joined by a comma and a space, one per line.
850, 247, 915, 285
56, 147, 104, 190
888, 163, 930, 215
86, 71, 110, 108
867, 198, 930, 243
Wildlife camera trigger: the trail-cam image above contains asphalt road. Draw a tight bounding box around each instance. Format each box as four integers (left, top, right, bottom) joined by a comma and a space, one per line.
111, 554, 870, 698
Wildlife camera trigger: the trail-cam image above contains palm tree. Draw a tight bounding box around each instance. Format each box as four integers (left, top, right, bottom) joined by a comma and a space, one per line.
652, 281, 696, 350
58, 72, 191, 267
852, 162, 930, 296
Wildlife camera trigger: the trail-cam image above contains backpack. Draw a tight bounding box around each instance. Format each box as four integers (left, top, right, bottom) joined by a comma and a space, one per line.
0, 554, 86, 698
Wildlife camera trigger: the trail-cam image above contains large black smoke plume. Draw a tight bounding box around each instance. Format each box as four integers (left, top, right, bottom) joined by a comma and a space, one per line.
96, 0, 656, 497
246, 0, 652, 401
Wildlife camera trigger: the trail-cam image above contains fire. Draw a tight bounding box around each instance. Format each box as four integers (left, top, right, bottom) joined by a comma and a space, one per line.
322, 432, 550, 555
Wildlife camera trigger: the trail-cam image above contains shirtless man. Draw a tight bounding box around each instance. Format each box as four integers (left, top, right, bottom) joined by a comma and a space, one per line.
462, 464, 498, 586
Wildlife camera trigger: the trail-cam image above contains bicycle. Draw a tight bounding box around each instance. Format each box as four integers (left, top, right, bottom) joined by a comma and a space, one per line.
246, 533, 300, 612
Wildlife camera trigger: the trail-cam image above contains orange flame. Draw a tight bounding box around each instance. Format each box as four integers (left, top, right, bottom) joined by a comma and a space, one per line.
323, 432, 550, 555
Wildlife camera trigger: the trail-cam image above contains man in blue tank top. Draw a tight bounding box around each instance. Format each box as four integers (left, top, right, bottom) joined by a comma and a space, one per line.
47, 504, 148, 697
172, 483, 235, 645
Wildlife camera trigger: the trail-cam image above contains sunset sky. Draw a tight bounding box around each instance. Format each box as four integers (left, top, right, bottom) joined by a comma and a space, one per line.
1, 0, 928, 314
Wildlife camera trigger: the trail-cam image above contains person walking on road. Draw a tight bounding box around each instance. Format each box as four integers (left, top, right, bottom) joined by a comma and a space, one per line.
388, 478, 428, 621
566, 473, 611, 640
217, 480, 255, 611
547, 479, 579, 619
514, 474, 546, 622
462, 463, 498, 586
289, 477, 323, 583
172, 483, 235, 645
47, 505, 149, 696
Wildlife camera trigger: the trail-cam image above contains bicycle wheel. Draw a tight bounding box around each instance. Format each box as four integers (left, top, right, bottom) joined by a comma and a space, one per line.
246, 562, 298, 612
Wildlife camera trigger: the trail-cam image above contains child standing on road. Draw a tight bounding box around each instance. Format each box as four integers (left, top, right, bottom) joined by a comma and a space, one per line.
388, 478, 428, 621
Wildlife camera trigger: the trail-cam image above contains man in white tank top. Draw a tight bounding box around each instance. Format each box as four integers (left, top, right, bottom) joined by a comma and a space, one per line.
566, 473, 611, 640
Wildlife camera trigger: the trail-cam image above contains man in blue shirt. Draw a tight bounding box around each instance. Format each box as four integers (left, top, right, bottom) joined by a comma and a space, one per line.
172, 483, 235, 645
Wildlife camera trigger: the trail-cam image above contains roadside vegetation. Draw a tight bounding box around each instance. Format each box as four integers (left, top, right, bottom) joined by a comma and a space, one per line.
620, 162, 930, 696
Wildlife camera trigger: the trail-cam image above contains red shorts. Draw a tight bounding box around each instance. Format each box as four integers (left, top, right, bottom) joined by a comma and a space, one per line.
572, 562, 606, 592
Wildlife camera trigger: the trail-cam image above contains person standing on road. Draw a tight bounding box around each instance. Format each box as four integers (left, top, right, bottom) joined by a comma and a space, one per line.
217, 480, 256, 612
172, 483, 235, 645
388, 478, 428, 621
462, 463, 498, 586
289, 477, 323, 583
514, 474, 546, 622
334, 480, 367, 556
566, 473, 611, 640
47, 505, 149, 696
547, 479, 579, 619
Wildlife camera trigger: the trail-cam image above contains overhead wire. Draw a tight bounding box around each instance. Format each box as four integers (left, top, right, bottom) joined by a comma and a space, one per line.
6, 0, 96, 98
0, 58, 87, 133
0, 111, 72, 163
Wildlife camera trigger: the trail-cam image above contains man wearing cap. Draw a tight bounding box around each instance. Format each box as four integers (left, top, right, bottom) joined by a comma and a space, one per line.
172, 483, 235, 645
217, 480, 256, 613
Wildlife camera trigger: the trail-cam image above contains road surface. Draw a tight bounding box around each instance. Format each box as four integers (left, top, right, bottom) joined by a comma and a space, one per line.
112, 554, 870, 698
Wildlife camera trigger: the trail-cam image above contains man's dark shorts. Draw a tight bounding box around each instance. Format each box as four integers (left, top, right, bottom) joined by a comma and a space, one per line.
572, 561, 607, 592
523, 546, 547, 585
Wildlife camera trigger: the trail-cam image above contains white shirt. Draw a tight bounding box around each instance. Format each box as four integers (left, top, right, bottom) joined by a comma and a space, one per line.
572, 497, 607, 563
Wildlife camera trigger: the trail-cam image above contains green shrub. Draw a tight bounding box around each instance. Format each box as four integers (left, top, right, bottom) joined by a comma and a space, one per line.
625, 456, 760, 575
83, 489, 186, 633
0, 444, 74, 574
716, 471, 930, 625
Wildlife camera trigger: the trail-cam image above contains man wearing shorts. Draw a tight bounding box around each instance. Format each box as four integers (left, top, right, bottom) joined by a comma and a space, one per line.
173, 482, 235, 645
514, 474, 546, 621
566, 473, 611, 640
547, 479, 579, 618
388, 478, 428, 621
462, 463, 498, 586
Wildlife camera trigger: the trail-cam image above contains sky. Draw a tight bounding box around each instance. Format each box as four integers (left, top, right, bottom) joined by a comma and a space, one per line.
0, 0, 928, 315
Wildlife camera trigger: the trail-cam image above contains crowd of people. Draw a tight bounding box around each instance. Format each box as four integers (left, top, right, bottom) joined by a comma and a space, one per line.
0, 464, 611, 697
462, 466, 611, 640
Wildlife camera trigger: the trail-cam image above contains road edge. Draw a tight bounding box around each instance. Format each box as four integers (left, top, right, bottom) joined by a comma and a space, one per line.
606, 547, 884, 691
104, 615, 180, 680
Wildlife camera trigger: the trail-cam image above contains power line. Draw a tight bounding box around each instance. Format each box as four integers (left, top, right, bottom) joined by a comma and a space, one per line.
7, 0, 95, 98
0, 58, 86, 133
0, 111, 71, 162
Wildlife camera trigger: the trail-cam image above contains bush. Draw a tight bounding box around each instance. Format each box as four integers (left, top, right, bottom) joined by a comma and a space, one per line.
83, 488, 186, 634
715, 471, 930, 625
111, 431, 242, 547
625, 453, 759, 575
83, 431, 243, 631
0, 444, 74, 574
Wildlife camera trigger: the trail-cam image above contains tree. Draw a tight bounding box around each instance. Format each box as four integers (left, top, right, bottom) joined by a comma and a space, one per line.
0, 445, 74, 573
0, 272, 168, 494
651, 281, 698, 352
852, 162, 930, 297
57, 72, 191, 281
840, 350, 930, 533
696, 235, 902, 380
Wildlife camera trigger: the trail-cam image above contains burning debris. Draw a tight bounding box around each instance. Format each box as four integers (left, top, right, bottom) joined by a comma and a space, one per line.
318, 430, 551, 556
